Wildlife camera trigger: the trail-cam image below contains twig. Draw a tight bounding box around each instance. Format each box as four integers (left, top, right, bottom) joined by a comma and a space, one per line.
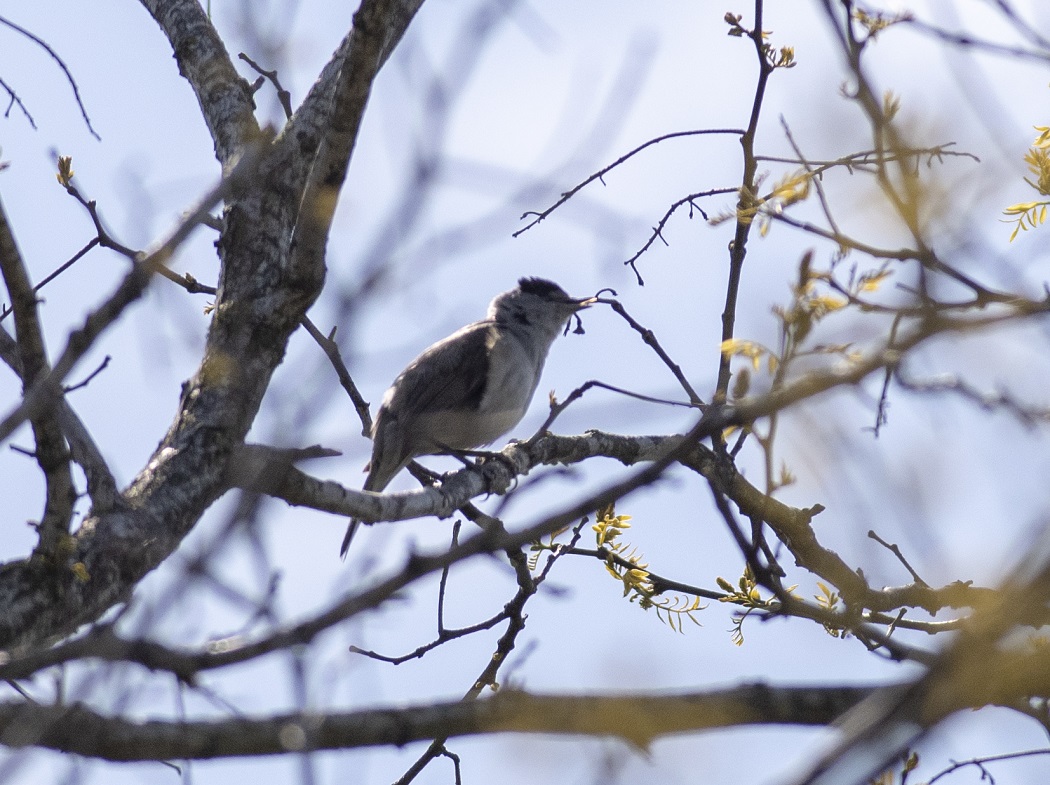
238, 53, 293, 120
58, 177, 219, 296
0, 15, 100, 139
64, 355, 110, 393
623, 189, 736, 282
59, 186, 137, 259
514, 129, 744, 237
394, 530, 550, 785
0, 76, 36, 129
772, 210, 1024, 305
714, 4, 778, 408
436, 521, 460, 634
300, 316, 371, 436
0, 238, 99, 322
349, 612, 505, 665
534, 517, 588, 583
927, 749, 1050, 784
870, 314, 903, 436
868, 530, 929, 587
437, 747, 462, 785
601, 297, 705, 405
896, 369, 1050, 427
780, 116, 843, 238
530, 379, 694, 443
564, 545, 724, 601
905, 16, 1050, 63
754, 142, 980, 172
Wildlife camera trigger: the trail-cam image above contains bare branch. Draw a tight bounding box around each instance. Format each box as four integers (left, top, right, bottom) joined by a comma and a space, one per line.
513, 129, 745, 237
868, 530, 929, 587
904, 16, 1050, 63
0, 684, 875, 760
927, 749, 1050, 784
0, 15, 99, 139
896, 369, 1050, 427
0, 137, 270, 447
715, 4, 780, 406
238, 53, 293, 120
287, 0, 426, 291
0, 194, 75, 560
600, 297, 705, 405
0, 238, 100, 323
137, 0, 258, 163
0, 76, 36, 130
0, 324, 118, 513
622, 189, 734, 281
300, 316, 372, 436
0, 136, 271, 652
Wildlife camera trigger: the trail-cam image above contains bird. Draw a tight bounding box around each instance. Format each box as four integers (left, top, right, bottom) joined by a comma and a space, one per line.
340, 277, 597, 558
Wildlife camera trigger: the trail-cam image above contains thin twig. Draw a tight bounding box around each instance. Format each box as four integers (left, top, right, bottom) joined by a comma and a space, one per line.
870, 313, 903, 436
780, 116, 843, 238
623, 189, 736, 281
0, 76, 36, 128
868, 530, 929, 587
565, 545, 724, 601
349, 612, 505, 665
0, 15, 100, 139
927, 749, 1050, 784
601, 297, 705, 405
905, 16, 1050, 63
529, 379, 695, 443
64, 355, 110, 394
238, 53, 293, 120
393, 535, 546, 784
436, 521, 460, 635
300, 316, 371, 436
896, 369, 1050, 427
0, 238, 99, 322
513, 128, 744, 237
58, 177, 219, 296
754, 142, 980, 172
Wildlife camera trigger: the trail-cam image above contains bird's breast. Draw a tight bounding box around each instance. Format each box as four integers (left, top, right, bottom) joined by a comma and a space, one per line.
415, 407, 528, 450
423, 330, 542, 449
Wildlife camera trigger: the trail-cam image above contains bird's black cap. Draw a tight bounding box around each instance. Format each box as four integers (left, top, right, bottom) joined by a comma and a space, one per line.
517, 277, 569, 299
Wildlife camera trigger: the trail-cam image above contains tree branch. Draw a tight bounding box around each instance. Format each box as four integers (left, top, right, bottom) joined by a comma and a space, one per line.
138, 0, 259, 163
0, 138, 270, 652
0, 324, 119, 514
0, 194, 75, 560
0, 15, 99, 139
0, 683, 875, 760
513, 128, 745, 237
287, 0, 426, 292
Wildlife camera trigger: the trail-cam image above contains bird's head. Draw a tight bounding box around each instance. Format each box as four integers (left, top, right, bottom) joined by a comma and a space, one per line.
488, 277, 597, 335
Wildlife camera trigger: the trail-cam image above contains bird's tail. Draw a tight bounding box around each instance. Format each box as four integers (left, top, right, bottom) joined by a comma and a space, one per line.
340, 466, 396, 560
339, 519, 359, 559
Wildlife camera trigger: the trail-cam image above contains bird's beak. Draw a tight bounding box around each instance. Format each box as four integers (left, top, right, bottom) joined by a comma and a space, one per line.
573, 295, 599, 310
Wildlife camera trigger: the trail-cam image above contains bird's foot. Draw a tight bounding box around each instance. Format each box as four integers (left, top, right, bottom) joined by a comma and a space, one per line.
440, 447, 519, 494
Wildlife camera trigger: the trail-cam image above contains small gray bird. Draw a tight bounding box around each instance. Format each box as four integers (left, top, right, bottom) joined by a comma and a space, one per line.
340, 277, 596, 557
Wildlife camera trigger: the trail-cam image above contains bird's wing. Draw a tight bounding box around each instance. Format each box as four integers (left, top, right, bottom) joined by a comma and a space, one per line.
385, 321, 492, 418
365, 322, 493, 490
